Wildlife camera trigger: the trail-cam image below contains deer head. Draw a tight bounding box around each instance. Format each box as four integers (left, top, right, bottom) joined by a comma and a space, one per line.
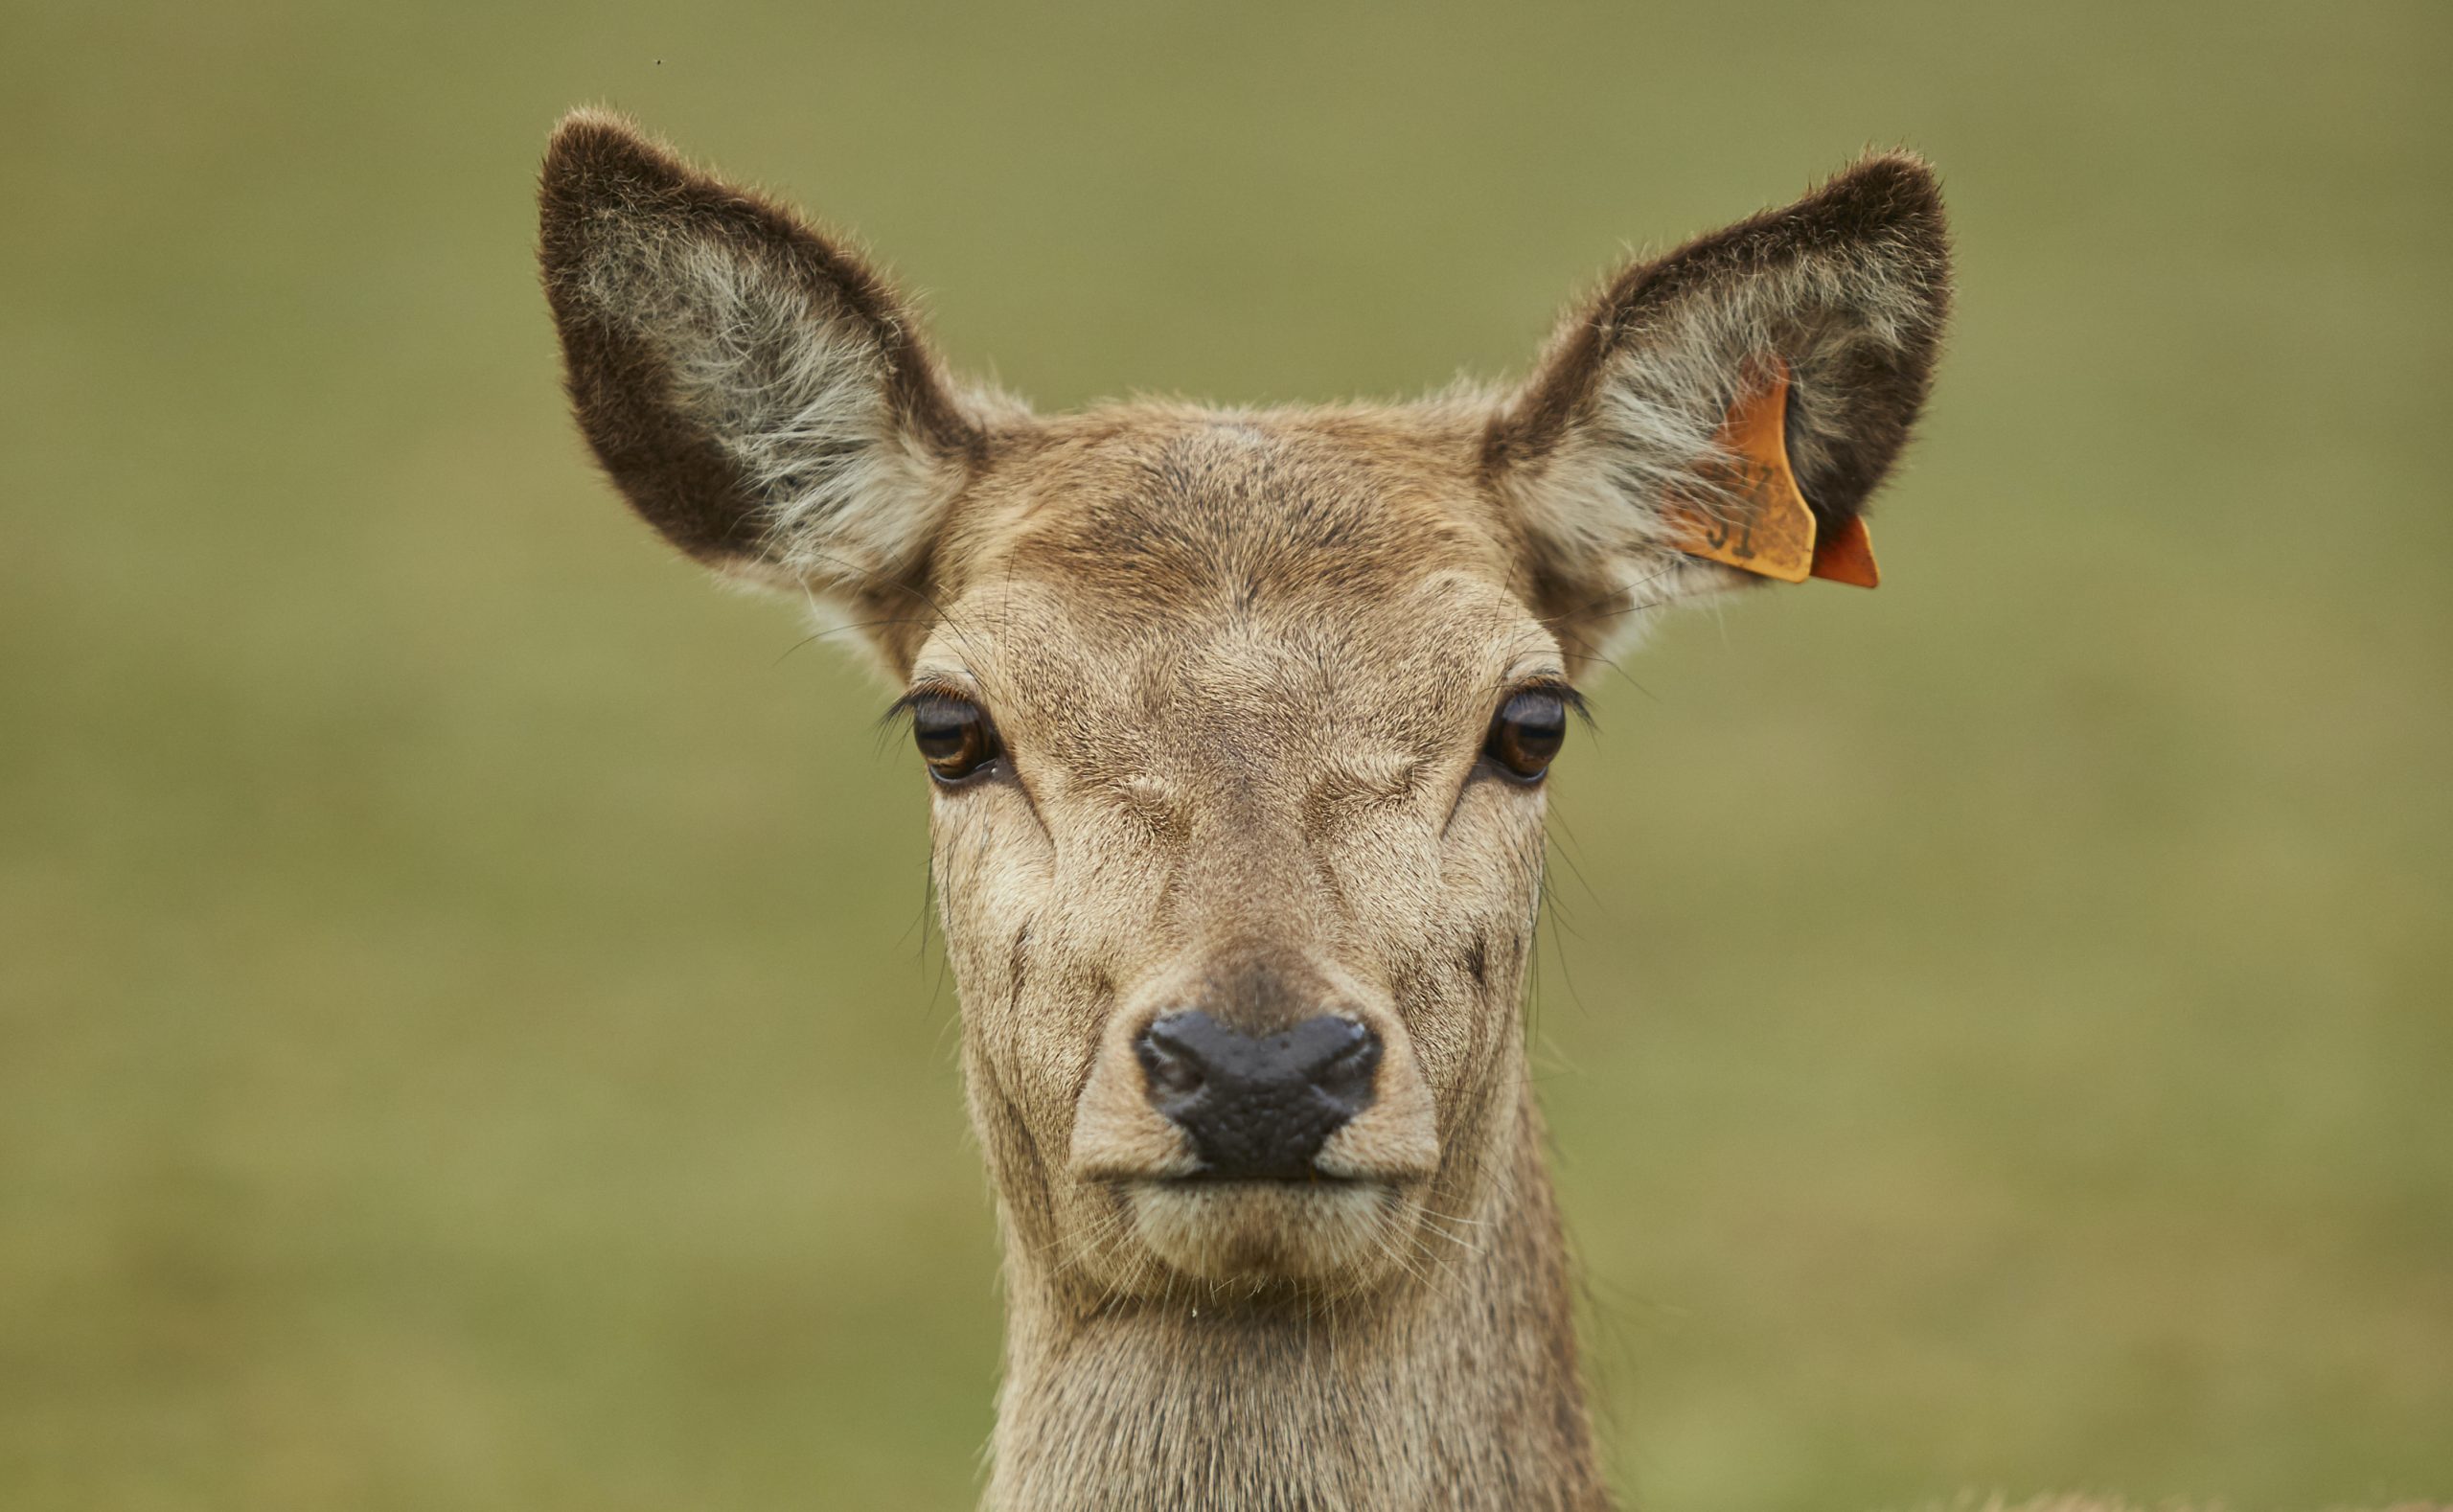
539, 110, 1948, 1508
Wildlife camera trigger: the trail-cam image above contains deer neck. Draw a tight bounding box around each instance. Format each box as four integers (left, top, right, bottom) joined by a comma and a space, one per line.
985, 1081, 1608, 1512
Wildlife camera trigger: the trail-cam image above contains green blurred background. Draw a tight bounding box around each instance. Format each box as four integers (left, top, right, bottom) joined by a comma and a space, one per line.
4, 2, 2447, 1508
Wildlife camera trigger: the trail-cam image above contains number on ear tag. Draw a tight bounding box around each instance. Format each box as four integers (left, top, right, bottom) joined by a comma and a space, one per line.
1664, 357, 1880, 588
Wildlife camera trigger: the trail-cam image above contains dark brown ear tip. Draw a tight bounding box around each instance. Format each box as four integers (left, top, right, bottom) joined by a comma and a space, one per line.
546, 106, 656, 164
1809, 151, 1949, 242
1832, 149, 1941, 189
538, 110, 827, 282
539, 107, 702, 211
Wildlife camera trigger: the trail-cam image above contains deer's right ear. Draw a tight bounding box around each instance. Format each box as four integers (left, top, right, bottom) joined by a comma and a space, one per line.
539, 110, 980, 600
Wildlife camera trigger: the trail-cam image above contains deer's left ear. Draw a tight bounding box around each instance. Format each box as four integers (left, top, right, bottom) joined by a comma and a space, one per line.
1486, 153, 1952, 667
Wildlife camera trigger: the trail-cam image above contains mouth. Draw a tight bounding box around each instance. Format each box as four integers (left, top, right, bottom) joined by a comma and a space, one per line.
1116, 1170, 1420, 1289
1146, 1168, 1381, 1188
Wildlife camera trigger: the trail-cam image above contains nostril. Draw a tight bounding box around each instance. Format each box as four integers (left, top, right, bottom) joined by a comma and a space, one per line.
1306, 1023, 1382, 1112
1135, 1025, 1207, 1101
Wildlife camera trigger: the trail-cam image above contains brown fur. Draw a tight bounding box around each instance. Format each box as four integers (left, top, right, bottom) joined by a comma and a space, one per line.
539, 111, 1965, 1510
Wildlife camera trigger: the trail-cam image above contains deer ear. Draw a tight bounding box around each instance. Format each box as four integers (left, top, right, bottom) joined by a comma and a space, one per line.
1486, 153, 1952, 666
539, 110, 982, 600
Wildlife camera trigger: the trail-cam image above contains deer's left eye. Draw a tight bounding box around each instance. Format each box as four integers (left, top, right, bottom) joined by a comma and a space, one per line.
910, 694, 1002, 785
1484, 687, 1569, 784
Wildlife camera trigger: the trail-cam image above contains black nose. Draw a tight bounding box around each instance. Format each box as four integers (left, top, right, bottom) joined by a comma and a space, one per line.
1135, 1011, 1381, 1180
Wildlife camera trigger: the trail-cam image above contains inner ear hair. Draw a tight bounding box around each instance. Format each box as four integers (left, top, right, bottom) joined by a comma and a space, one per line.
1490, 151, 1953, 546
537, 109, 982, 591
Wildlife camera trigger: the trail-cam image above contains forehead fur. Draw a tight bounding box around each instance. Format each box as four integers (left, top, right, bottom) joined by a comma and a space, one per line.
916, 398, 1534, 648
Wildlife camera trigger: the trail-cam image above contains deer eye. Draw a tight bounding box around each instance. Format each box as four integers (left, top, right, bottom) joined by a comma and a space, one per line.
909, 694, 1002, 785
1483, 687, 1569, 784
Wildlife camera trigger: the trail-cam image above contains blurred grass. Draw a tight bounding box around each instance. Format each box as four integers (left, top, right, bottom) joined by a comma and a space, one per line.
1, 1, 2446, 1509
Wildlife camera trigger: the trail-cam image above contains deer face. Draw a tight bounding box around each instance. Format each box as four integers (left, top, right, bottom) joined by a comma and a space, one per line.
539, 114, 1948, 1300
908, 411, 1564, 1294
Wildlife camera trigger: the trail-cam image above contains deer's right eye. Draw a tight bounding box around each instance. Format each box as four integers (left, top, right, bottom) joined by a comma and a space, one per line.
910, 695, 1002, 785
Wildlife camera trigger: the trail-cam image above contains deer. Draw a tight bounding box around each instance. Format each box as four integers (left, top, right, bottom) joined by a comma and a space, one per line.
535, 109, 1940, 1510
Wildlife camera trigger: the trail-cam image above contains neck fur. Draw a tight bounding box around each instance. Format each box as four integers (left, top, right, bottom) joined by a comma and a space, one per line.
986, 1086, 1607, 1511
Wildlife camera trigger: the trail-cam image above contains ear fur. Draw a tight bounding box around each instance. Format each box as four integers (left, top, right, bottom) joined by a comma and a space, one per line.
538, 109, 985, 598
1486, 153, 1953, 665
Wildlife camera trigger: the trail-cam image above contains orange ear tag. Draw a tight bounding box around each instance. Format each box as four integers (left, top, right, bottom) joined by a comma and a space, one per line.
1808, 513, 1881, 587
1664, 358, 1880, 588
